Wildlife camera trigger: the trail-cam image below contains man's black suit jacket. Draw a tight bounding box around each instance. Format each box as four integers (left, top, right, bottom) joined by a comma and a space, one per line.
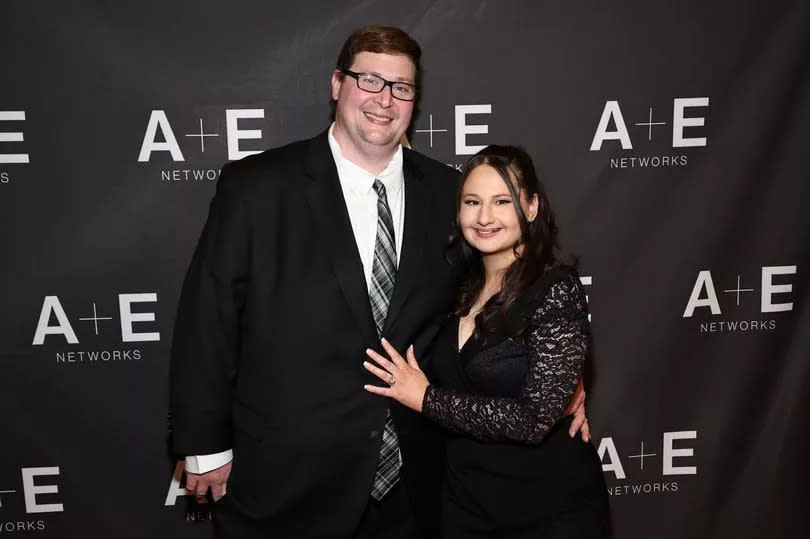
170, 130, 461, 537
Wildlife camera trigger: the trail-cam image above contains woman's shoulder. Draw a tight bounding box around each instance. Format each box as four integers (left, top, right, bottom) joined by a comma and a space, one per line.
523, 266, 584, 308
506, 267, 586, 333
534, 269, 588, 321
529, 266, 580, 295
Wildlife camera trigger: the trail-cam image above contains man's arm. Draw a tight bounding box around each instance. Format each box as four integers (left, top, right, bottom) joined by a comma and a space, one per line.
170, 164, 250, 492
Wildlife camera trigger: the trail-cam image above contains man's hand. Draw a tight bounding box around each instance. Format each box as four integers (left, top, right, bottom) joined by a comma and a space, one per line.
185, 461, 232, 502
565, 378, 590, 442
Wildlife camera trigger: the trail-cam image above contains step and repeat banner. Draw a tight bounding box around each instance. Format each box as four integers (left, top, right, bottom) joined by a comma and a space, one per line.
1, 1, 808, 537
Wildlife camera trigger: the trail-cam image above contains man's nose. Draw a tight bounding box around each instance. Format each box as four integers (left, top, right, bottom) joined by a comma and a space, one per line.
375, 85, 393, 107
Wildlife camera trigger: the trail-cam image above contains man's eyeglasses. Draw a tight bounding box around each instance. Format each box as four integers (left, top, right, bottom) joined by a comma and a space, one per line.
340, 68, 417, 102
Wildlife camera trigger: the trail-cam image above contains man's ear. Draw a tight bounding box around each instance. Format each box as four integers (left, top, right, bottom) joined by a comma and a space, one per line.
331, 70, 343, 101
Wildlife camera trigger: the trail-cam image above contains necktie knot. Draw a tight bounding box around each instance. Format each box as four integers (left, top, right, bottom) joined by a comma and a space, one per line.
373, 179, 386, 198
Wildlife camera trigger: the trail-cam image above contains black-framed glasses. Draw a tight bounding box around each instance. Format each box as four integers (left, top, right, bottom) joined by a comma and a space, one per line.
340, 68, 417, 102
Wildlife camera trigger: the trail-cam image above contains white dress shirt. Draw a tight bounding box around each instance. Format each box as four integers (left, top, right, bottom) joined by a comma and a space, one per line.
185, 124, 406, 474
328, 123, 405, 280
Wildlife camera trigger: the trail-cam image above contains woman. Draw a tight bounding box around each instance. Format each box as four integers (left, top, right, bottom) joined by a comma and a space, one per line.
364, 145, 610, 538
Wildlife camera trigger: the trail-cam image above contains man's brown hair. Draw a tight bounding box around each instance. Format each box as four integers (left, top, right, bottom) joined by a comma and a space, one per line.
335, 25, 422, 78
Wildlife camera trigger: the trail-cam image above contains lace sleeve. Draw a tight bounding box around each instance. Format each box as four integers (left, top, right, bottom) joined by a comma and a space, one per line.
422, 274, 589, 444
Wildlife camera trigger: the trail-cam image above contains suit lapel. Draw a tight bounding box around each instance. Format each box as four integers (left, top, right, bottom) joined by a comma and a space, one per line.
382, 149, 430, 335
303, 131, 377, 346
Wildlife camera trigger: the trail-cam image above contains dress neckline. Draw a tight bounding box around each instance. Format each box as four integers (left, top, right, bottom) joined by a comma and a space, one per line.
453, 268, 575, 361
456, 315, 475, 352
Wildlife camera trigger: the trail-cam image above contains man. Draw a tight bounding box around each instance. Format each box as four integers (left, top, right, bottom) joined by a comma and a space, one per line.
170, 25, 587, 538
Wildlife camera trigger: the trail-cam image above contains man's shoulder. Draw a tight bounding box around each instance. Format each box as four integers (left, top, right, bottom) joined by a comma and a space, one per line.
403, 147, 461, 182
221, 134, 315, 180
212, 131, 326, 199
404, 148, 460, 210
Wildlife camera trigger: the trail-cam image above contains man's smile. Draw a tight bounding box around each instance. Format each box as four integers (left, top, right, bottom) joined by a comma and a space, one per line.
363, 111, 395, 124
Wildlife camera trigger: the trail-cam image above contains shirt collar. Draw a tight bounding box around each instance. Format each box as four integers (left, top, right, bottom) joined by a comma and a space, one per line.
328, 123, 404, 196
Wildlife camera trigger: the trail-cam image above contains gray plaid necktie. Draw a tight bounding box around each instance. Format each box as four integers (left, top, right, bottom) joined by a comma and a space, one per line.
369, 179, 402, 501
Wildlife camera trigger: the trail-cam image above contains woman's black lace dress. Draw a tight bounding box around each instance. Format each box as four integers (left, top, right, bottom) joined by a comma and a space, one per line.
423, 269, 610, 538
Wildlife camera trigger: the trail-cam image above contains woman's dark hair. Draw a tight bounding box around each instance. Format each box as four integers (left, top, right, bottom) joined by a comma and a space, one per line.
448, 144, 575, 336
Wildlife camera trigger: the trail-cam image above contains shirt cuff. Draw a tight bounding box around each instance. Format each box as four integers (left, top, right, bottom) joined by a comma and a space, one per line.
185, 449, 233, 474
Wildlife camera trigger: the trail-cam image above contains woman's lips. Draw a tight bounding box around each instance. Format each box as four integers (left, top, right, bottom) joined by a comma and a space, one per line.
474, 228, 502, 238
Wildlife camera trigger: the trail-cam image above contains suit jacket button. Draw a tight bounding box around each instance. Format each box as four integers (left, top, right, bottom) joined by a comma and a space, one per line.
370, 430, 380, 439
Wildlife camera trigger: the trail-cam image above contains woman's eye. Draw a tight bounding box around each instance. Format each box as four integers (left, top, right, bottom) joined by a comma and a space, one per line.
495, 199, 512, 205
463, 199, 479, 206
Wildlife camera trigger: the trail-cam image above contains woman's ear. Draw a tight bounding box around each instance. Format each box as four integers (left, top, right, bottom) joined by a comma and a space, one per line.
527, 194, 539, 222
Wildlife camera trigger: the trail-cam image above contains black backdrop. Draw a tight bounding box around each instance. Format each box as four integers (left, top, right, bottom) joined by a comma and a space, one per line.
2, 1, 808, 537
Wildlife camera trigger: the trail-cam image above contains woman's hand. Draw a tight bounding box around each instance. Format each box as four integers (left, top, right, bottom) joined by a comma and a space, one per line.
564, 378, 590, 442
363, 338, 430, 413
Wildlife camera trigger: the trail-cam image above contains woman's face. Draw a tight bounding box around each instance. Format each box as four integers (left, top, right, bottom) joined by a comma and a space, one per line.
459, 164, 538, 258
